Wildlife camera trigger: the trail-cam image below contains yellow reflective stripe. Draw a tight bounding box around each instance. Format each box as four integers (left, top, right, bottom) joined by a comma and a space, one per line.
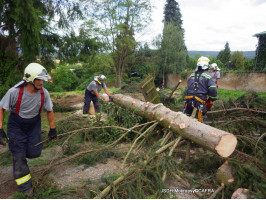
185, 96, 205, 104
97, 80, 101, 84
209, 85, 217, 88
185, 96, 194, 99
15, 174, 31, 185
201, 73, 211, 79
198, 110, 203, 123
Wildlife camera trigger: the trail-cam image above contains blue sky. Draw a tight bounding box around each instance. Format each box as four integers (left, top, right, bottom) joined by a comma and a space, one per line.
138, 0, 266, 51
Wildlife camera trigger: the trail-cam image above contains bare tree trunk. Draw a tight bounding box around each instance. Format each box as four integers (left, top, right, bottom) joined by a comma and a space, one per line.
112, 94, 237, 157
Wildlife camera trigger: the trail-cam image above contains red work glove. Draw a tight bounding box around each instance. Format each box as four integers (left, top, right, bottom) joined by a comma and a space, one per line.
206, 98, 213, 110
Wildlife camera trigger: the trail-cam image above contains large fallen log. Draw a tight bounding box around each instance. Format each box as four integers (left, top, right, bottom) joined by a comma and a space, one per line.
112, 94, 237, 157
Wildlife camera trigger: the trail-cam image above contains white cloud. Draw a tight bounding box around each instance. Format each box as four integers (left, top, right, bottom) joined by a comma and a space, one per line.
138, 0, 266, 51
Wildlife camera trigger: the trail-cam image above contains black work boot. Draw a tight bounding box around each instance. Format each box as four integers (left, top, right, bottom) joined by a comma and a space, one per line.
22, 187, 34, 197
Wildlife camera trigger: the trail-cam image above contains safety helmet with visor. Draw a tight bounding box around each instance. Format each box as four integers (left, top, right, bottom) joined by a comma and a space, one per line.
210, 63, 221, 71
23, 63, 51, 83
94, 74, 106, 84
195, 56, 210, 71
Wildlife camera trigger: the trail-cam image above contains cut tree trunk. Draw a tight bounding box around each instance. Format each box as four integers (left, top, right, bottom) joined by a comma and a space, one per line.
112, 94, 237, 157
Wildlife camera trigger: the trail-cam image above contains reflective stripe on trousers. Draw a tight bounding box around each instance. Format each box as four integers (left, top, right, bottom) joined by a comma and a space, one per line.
7, 112, 43, 190
15, 174, 31, 185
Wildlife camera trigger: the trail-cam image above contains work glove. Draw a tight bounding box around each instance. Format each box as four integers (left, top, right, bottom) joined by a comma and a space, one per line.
48, 128, 57, 140
0, 128, 7, 145
206, 98, 213, 111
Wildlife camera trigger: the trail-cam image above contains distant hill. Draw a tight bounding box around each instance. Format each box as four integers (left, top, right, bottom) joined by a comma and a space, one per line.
188, 51, 255, 60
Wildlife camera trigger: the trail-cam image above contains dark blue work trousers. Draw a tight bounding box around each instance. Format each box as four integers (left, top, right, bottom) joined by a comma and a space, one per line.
83, 89, 101, 114
183, 99, 207, 122
7, 112, 43, 191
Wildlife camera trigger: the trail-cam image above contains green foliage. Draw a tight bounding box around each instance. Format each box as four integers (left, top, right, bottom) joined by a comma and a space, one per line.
157, 22, 187, 84
163, 0, 183, 29
58, 30, 102, 64
88, 0, 152, 87
217, 41, 231, 65
87, 54, 115, 76
230, 51, 245, 70
0, 39, 24, 97
1, 0, 82, 62
254, 34, 266, 72
131, 43, 154, 77
114, 81, 142, 94
187, 56, 197, 70
109, 105, 143, 128
227, 161, 266, 199
50, 66, 80, 91
52, 102, 77, 112
0, 150, 12, 166
208, 56, 224, 69
78, 150, 120, 167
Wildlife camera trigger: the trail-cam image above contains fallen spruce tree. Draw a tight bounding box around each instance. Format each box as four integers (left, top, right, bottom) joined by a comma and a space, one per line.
112, 94, 237, 158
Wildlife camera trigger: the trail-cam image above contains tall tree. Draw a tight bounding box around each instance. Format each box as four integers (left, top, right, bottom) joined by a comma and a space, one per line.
159, 22, 187, 87
158, 0, 187, 88
87, 0, 151, 87
0, 0, 82, 97
230, 51, 245, 70
0, 0, 82, 62
217, 42, 231, 65
254, 33, 266, 71
163, 0, 183, 29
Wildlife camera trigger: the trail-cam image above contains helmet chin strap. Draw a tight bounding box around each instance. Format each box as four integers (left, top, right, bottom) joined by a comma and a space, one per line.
31, 82, 41, 90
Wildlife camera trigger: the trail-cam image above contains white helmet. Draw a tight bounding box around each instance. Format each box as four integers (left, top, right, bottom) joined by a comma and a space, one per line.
94, 74, 106, 84
195, 56, 210, 71
99, 74, 106, 81
210, 63, 217, 70
23, 63, 51, 83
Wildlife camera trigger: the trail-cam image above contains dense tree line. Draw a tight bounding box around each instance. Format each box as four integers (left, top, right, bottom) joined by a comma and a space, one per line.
0, 0, 261, 97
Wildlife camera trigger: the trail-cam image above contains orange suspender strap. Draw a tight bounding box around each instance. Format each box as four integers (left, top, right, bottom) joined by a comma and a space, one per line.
214, 71, 217, 77
15, 86, 24, 114
39, 87, 44, 113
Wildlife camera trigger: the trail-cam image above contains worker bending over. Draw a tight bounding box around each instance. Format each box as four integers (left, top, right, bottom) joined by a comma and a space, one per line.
82, 75, 111, 118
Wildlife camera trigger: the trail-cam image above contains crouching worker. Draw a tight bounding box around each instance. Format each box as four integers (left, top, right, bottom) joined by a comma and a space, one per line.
82, 75, 112, 119
183, 56, 217, 123
0, 63, 57, 197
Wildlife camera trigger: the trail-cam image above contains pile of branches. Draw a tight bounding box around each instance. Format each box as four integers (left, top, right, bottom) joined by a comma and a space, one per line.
205, 92, 266, 198
2, 93, 265, 199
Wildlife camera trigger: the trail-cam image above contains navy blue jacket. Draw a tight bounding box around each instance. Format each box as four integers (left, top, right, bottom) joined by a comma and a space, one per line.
186, 70, 217, 101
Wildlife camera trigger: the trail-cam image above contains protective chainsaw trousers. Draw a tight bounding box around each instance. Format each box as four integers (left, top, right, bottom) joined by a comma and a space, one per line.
183, 98, 207, 123
7, 112, 43, 191
83, 89, 101, 116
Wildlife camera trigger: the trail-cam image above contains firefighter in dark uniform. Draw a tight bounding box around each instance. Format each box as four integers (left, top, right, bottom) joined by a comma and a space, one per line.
82, 75, 111, 118
183, 56, 217, 123
0, 63, 57, 196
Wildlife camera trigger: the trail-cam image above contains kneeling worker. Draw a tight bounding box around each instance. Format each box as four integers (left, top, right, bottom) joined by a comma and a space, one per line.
0, 63, 57, 196
183, 56, 217, 122
82, 75, 111, 118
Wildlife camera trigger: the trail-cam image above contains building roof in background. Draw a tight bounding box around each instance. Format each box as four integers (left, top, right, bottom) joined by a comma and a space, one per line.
253, 31, 266, 37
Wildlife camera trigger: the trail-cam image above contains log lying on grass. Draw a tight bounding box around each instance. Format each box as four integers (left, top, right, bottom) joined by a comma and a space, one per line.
112, 94, 237, 157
